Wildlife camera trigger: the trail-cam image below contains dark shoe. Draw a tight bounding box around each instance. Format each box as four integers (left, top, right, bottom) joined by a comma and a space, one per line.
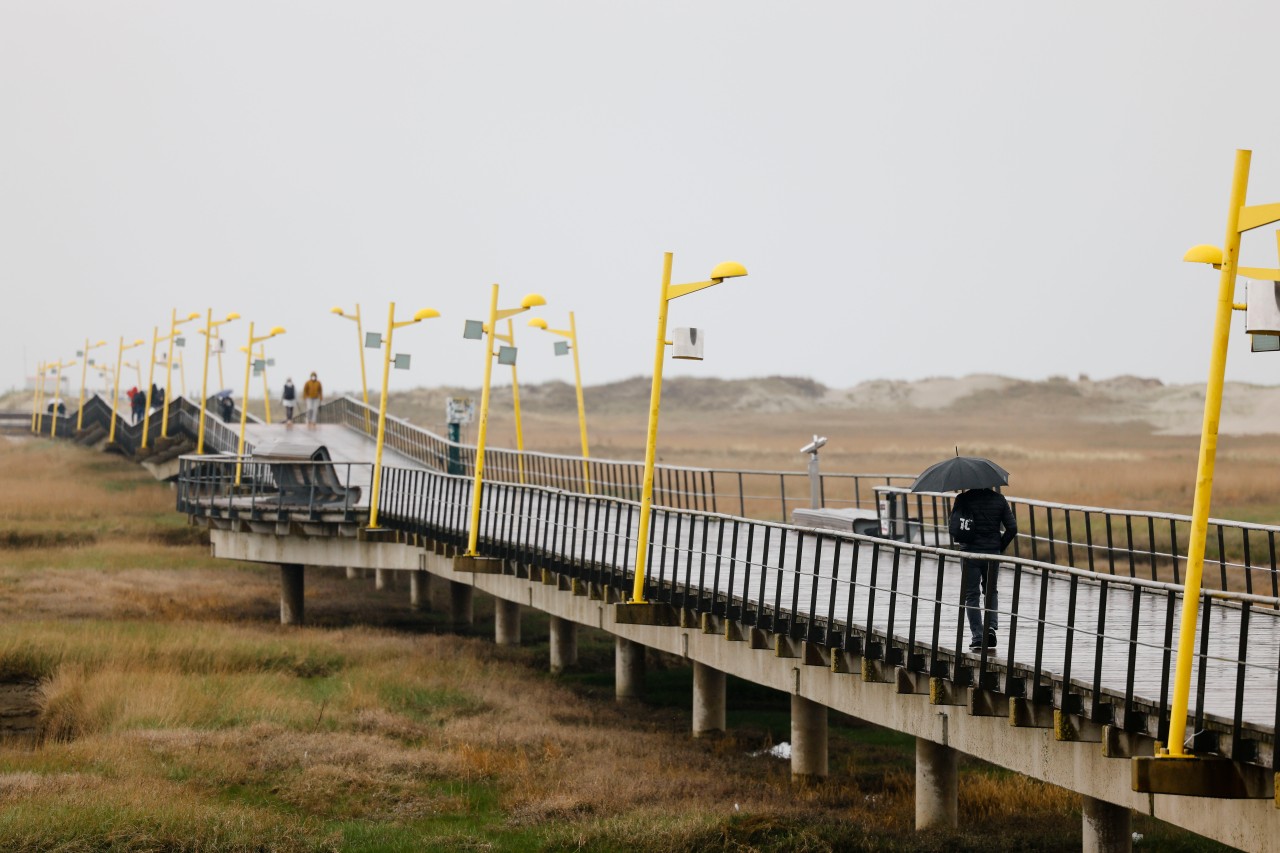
986, 631, 998, 649
969, 639, 983, 651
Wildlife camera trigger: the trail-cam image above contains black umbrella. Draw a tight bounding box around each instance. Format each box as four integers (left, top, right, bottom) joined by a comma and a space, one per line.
911, 455, 1009, 493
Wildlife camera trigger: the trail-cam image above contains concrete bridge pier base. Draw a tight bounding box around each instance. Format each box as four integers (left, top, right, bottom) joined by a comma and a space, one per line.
495, 599, 521, 645
1082, 796, 1131, 853
345, 567, 358, 580
692, 662, 726, 737
374, 568, 389, 590
280, 564, 304, 626
549, 616, 578, 672
449, 581, 474, 632
914, 737, 957, 830
615, 638, 645, 702
790, 694, 828, 781
429, 575, 452, 612
409, 570, 430, 610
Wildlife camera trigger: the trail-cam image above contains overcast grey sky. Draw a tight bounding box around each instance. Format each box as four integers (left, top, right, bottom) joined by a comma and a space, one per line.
5, 1, 1280, 401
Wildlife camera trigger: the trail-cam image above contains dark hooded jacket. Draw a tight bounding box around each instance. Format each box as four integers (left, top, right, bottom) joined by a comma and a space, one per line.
948, 488, 1017, 554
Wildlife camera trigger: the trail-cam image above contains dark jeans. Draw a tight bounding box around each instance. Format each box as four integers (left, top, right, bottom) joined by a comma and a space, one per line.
962, 556, 999, 645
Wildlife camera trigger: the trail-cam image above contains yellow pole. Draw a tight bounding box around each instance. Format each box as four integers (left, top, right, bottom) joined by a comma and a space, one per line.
50, 359, 71, 438
141, 326, 159, 450
197, 309, 213, 454
507, 319, 526, 484
465, 284, 501, 556
568, 311, 591, 494
234, 322, 255, 486
162, 309, 177, 438
356, 304, 371, 434
31, 360, 43, 432
109, 337, 126, 444
367, 302, 397, 529
631, 252, 674, 603
258, 344, 272, 424
76, 338, 90, 431
216, 349, 224, 390
36, 364, 47, 435
1165, 149, 1251, 757
179, 351, 187, 397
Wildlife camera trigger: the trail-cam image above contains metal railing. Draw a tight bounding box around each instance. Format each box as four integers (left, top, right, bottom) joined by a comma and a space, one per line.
174, 458, 1277, 770
317, 396, 915, 519
176, 455, 368, 520
877, 486, 1280, 598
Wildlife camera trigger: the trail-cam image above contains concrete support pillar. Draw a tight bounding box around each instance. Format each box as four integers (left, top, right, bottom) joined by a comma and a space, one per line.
494, 599, 521, 646
549, 616, 578, 673
280, 564, 304, 626
374, 568, 389, 590
915, 737, 958, 830
692, 662, 726, 737
1082, 796, 1132, 853
449, 580, 473, 632
615, 637, 646, 703
430, 575, 452, 611
345, 566, 358, 580
790, 694, 828, 781
409, 570, 430, 610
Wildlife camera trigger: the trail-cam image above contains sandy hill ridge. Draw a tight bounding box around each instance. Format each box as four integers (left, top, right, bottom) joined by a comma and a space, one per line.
7, 374, 1280, 436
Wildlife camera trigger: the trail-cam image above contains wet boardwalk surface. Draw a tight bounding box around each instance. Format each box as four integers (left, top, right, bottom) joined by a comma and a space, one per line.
242, 423, 424, 509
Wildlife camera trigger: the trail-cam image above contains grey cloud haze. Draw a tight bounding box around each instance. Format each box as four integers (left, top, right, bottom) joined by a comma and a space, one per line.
4, 1, 1280, 402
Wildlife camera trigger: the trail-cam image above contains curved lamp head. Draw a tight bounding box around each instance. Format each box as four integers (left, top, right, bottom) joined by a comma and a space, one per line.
527, 317, 548, 330
330, 306, 345, 316
268, 326, 286, 337
94, 340, 107, 347
132, 338, 145, 347
186, 312, 201, 320
412, 308, 440, 322
520, 293, 547, 309
224, 312, 241, 322
1184, 244, 1224, 266
710, 261, 748, 283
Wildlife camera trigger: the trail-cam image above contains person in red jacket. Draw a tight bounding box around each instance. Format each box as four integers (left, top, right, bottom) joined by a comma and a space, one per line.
949, 487, 1017, 650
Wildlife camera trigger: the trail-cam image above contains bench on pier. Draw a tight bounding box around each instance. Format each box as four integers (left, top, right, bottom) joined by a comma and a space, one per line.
250, 440, 362, 509
790, 507, 881, 536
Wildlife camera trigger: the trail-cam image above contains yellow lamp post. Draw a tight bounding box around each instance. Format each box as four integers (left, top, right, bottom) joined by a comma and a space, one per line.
1160, 149, 1280, 761
461, 287, 546, 558
528, 312, 591, 493
238, 342, 275, 424
630, 253, 747, 604
140, 325, 161, 450
196, 311, 240, 454
331, 305, 373, 434
108, 337, 146, 444
30, 360, 45, 433
75, 339, 108, 431
234, 323, 286, 485
48, 357, 77, 438
366, 302, 440, 529
161, 310, 201, 439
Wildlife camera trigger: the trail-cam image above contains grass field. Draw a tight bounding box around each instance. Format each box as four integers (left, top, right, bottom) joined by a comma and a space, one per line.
0, 378, 1256, 851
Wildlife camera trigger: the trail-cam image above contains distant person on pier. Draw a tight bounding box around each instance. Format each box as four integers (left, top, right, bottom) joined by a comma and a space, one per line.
281, 378, 297, 427
302, 372, 322, 430
949, 487, 1017, 650
129, 387, 145, 424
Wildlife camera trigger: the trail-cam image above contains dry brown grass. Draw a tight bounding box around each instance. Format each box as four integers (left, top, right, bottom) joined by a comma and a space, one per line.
0, 411, 1236, 851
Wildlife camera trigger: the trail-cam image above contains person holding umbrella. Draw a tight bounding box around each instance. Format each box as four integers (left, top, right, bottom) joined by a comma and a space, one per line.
912, 455, 1017, 651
